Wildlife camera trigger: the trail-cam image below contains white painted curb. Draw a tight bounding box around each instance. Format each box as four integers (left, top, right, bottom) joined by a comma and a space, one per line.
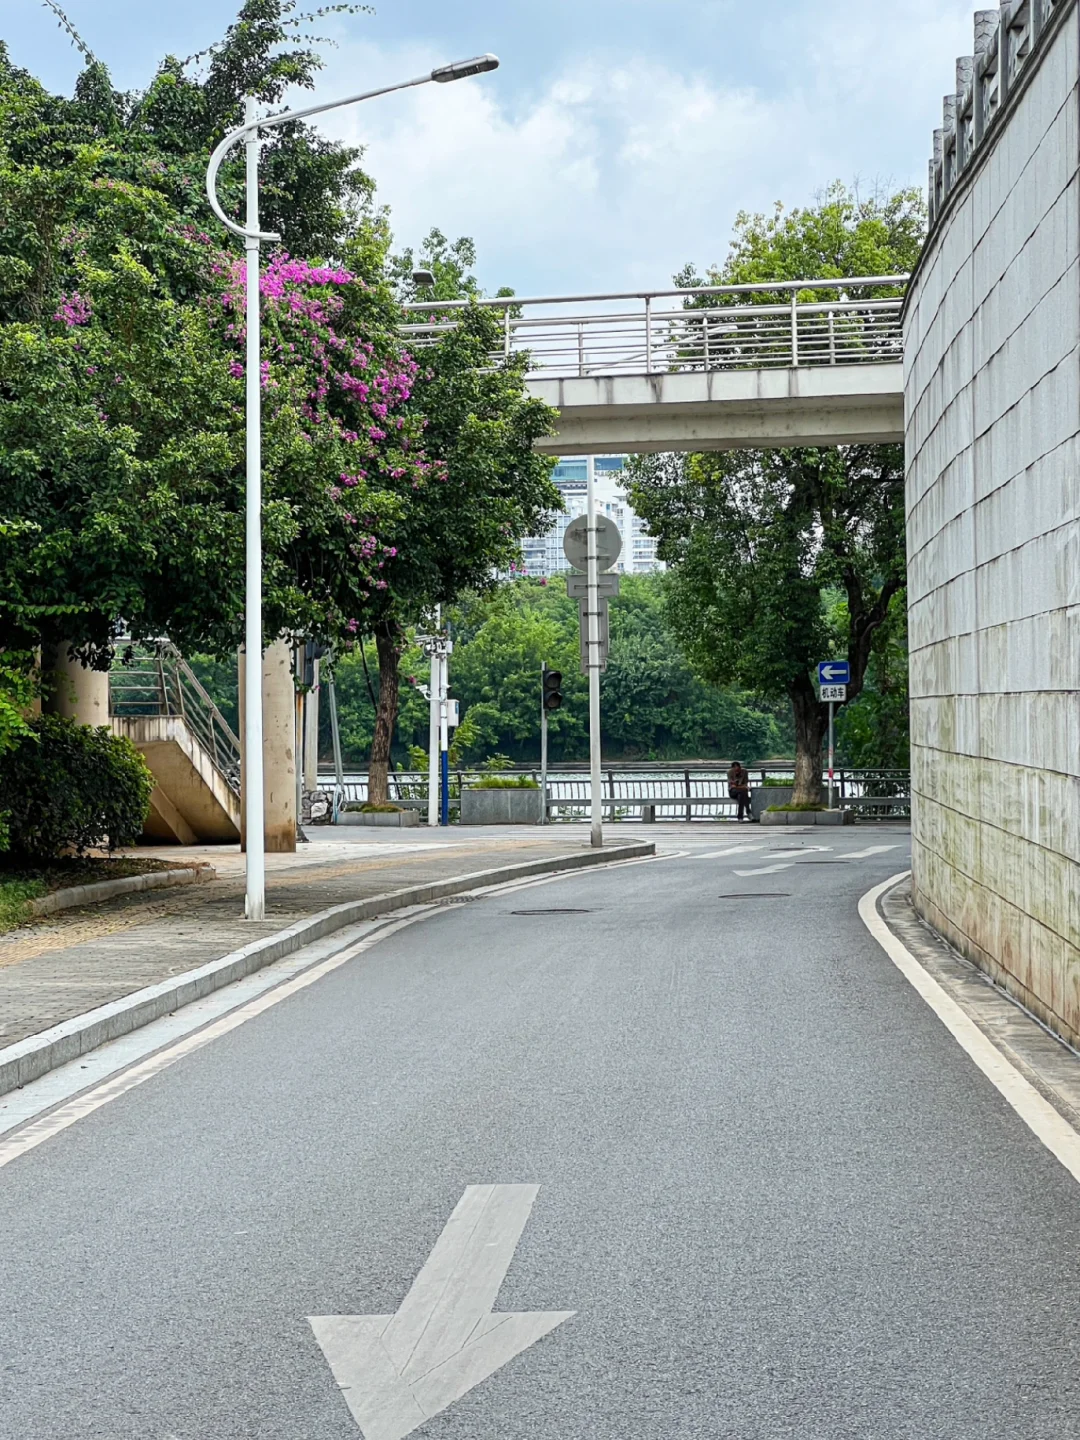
0, 842, 653, 1096
29, 865, 214, 916
860, 872, 1080, 1187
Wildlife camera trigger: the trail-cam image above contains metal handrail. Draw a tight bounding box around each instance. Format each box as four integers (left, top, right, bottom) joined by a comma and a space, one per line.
109, 641, 242, 796
400, 277, 907, 380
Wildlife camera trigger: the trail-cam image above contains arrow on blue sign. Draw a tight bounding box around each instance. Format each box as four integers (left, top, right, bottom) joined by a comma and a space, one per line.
818, 660, 850, 684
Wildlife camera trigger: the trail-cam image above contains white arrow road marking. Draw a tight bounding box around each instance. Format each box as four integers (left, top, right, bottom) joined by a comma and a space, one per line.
694, 845, 765, 859
309, 1185, 573, 1440
732, 863, 794, 876
768, 846, 833, 857
839, 845, 900, 860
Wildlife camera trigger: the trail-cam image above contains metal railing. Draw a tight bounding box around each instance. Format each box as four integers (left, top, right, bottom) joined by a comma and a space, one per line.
320, 763, 910, 821
109, 641, 242, 795
400, 277, 907, 380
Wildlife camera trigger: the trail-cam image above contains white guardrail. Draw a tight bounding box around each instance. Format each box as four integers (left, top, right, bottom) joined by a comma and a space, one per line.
401, 276, 908, 380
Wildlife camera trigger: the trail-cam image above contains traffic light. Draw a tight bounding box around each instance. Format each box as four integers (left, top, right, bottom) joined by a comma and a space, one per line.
542, 667, 563, 712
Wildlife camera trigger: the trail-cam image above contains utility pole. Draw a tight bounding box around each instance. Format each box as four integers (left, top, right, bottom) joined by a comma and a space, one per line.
586, 455, 603, 848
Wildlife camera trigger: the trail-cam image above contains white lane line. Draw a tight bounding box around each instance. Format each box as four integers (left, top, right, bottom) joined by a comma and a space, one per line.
860, 874, 1080, 1188
733, 863, 794, 877
769, 846, 833, 857
0, 854, 661, 1171
0, 913, 424, 1173
840, 845, 900, 860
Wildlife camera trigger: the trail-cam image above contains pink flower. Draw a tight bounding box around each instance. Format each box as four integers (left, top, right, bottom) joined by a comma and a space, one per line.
55, 291, 92, 326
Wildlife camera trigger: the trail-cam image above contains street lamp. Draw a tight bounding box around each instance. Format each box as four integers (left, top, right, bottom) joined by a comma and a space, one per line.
205, 56, 500, 920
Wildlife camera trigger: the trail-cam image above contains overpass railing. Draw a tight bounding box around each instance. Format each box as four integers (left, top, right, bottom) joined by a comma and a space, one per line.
401, 276, 908, 380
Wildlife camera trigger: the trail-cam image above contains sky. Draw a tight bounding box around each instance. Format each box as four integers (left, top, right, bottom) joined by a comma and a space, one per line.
3, 0, 978, 296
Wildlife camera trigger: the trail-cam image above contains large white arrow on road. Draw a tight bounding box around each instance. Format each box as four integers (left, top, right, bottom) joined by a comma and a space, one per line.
310, 1184, 574, 1440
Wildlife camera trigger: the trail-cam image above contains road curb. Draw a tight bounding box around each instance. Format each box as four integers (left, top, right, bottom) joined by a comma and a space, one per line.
0, 841, 654, 1096
28, 865, 215, 917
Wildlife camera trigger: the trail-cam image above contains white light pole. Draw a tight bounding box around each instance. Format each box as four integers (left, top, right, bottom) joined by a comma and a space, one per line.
205, 54, 500, 919
586, 455, 603, 848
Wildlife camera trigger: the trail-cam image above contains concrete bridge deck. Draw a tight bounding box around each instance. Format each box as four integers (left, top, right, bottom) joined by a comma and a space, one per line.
403, 275, 907, 453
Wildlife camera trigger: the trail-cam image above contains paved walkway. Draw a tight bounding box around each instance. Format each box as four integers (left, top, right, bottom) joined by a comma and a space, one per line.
0, 828, 632, 1050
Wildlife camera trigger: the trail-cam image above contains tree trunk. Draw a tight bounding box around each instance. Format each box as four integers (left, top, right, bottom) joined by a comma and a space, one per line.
790, 674, 828, 805
367, 621, 402, 805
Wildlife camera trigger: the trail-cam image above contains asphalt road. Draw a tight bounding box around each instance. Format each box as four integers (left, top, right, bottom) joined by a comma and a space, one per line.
3, 826, 1080, 1439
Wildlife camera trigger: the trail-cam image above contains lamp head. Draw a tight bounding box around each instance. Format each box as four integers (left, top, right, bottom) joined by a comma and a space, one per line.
412, 269, 436, 288
431, 54, 500, 83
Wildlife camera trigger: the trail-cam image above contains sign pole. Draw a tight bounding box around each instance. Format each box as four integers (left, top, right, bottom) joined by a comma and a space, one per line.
828, 700, 835, 810
540, 666, 548, 827
439, 645, 450, 827
426, 607, 440, 827
586, 455, 603, 849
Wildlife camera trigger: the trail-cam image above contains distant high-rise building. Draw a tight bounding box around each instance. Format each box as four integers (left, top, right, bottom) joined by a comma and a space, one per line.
517, 456, 663, 578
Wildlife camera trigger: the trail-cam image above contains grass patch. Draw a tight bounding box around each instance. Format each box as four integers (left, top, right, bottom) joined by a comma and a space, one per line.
767, 802, 827, 812
0, 878, 47, 933
343, 802, 403, 814
0, 856, 188, 933
469, 777, 540, 790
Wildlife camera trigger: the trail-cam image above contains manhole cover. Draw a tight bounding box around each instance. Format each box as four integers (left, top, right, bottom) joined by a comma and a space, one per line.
717, 893, 790, 899
510, 908, 593, 916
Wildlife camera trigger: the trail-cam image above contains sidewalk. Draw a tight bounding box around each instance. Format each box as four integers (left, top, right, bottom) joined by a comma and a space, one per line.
0, 827, 650, 1054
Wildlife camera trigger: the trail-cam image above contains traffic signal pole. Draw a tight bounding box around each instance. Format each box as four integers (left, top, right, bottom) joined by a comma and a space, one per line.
586, 455, 603, 849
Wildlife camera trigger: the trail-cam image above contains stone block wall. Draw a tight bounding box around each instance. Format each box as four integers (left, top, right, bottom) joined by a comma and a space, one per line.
905, 5, 1080, 1044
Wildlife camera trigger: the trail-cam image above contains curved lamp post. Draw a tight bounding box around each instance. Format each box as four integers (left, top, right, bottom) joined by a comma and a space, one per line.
205, 55, 499, 920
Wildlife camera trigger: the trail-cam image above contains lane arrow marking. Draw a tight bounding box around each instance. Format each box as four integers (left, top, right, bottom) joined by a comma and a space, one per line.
695, 845, 765, 859
309, 1185, 573, 1440
733, 863, 794, 876
839, 845, 900, 860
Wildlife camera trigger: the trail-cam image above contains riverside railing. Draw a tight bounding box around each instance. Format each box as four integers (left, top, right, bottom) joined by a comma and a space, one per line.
321, 764, 911, 821
400, 277, 907, 380
109, 641, 242, 795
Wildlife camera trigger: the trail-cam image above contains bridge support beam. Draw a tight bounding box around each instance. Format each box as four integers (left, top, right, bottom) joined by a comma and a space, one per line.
528, 364, 905, 456
238, 639, 297, 854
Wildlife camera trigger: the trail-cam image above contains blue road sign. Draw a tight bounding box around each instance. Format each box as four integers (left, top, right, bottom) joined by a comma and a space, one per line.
818, 660, 850, 685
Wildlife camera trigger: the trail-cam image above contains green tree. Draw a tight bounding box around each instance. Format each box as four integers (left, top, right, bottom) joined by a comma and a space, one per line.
631, 183, 922, 803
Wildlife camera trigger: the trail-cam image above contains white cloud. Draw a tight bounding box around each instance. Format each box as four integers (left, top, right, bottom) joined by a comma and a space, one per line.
311, 3, 978, 295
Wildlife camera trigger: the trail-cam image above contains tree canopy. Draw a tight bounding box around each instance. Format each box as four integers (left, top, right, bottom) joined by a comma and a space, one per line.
630, 183, 923, 801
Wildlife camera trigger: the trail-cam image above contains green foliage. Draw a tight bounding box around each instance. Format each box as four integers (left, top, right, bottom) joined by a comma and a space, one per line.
676, 180, 925, 294
634, 183, 921, 800
0, 649, 36, 756
356, 802, 401, 813
768, 802, 826, 812
0, 877, 46, 932
0, 714, 153, 858
834, 591, 910, 768
469, 776, 539, 790
316, 574, 785, 766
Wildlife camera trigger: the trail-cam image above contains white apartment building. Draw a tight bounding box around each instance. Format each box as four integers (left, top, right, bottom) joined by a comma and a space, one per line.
518, 456, 664, 578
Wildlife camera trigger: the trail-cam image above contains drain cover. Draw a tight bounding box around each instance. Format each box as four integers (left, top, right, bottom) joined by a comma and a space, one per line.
510, 908, 592, 916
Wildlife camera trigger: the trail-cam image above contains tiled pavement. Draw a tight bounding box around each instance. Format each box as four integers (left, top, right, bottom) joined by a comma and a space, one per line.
0, 829, 620, 1050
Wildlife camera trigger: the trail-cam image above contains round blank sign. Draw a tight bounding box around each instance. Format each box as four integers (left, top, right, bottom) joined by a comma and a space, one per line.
562, 514, 622, 572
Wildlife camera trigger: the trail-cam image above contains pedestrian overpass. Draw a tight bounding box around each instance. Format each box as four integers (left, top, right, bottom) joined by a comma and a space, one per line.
402, 276, 906, 454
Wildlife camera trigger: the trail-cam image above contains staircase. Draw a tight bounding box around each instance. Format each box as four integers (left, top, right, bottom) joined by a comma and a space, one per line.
110, 643, 241, 844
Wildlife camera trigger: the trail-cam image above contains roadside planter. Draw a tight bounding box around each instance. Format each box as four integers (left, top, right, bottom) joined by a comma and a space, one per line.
751, 786, 793, 819
761, 809, 853, 827
337, 808, 420, 828
460, 785, 543, 826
